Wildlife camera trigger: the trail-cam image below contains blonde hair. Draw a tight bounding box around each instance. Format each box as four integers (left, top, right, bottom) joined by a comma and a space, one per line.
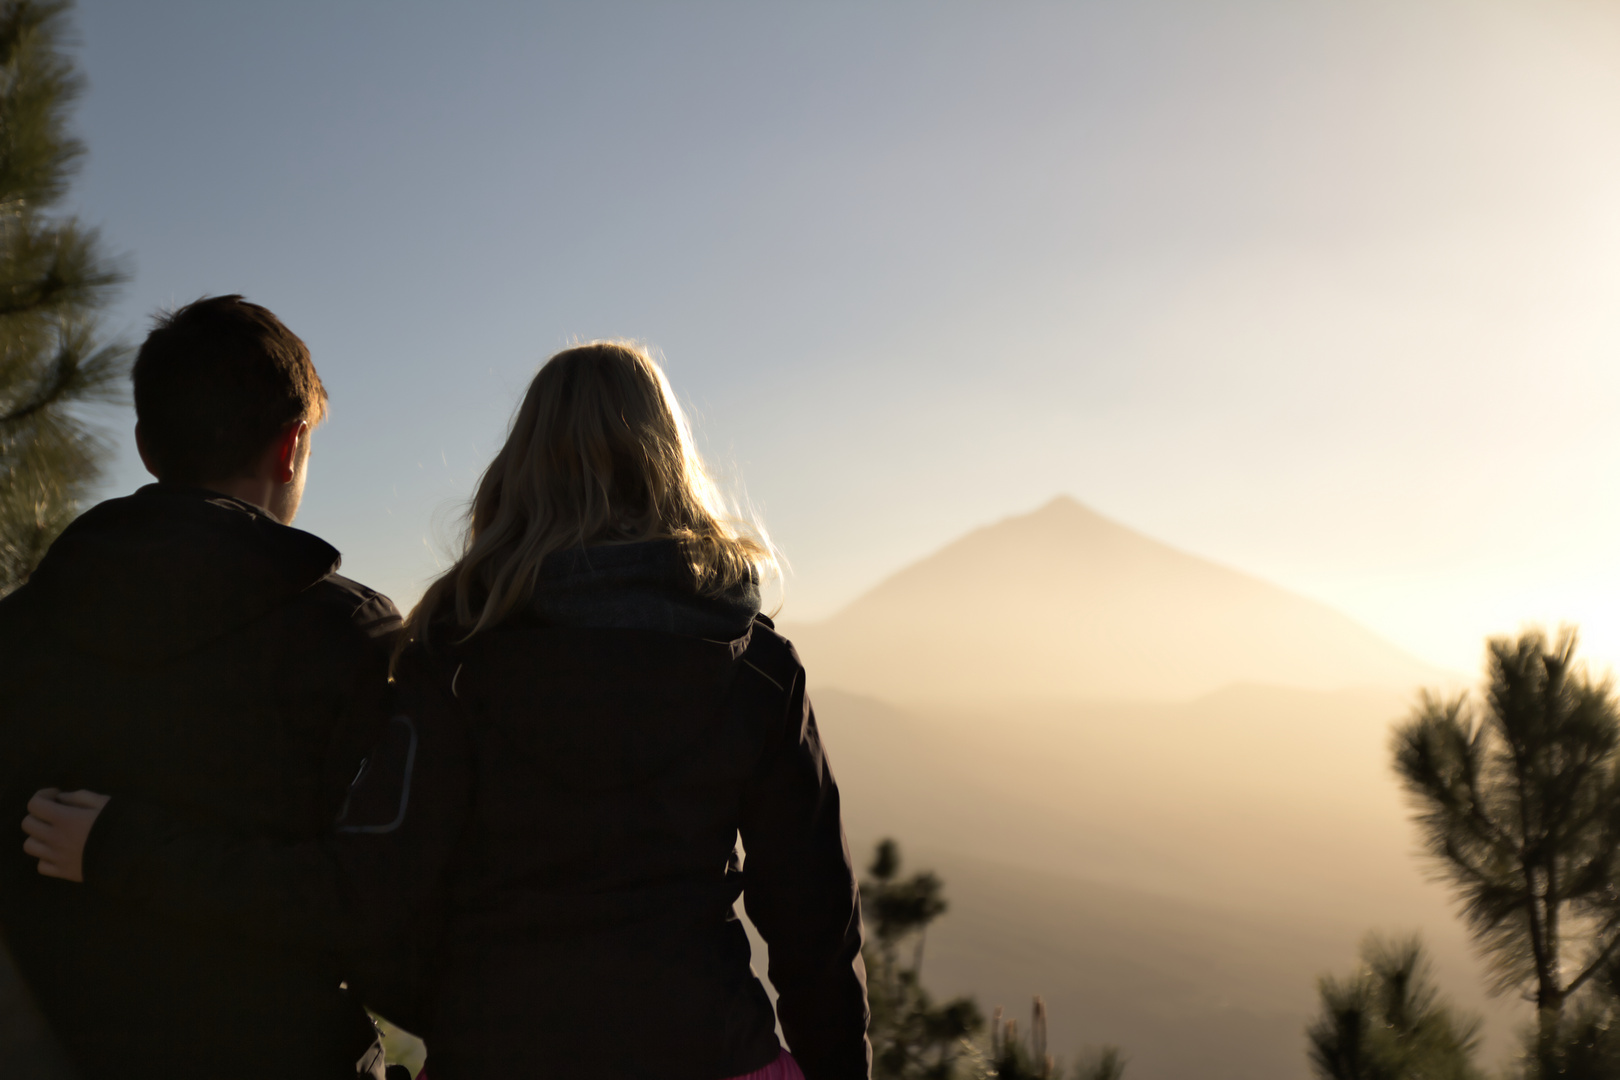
401, 341, 775, 654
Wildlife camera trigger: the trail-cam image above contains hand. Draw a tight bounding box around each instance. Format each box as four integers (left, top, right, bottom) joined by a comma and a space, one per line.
21, 788, 111, 883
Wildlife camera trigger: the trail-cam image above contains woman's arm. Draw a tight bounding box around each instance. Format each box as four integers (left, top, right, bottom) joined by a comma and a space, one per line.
16, 663, 474, 1024
738, 650, 872, 1080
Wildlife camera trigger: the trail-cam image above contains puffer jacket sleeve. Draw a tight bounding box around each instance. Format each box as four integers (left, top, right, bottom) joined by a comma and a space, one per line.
81, 647, 473, 1029
737, 636, 872, 1080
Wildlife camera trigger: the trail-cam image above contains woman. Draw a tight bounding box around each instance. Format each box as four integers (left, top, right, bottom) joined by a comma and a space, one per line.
23, 342, 871, 1079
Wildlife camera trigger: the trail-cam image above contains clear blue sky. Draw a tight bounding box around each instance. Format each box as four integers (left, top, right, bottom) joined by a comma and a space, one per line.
66, 0, 1620, 674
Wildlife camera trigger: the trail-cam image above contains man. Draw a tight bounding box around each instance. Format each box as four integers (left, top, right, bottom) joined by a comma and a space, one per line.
0, 296, 400, 1078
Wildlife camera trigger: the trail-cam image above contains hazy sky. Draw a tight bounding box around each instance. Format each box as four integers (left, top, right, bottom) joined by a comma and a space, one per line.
65, 0, 1620, 677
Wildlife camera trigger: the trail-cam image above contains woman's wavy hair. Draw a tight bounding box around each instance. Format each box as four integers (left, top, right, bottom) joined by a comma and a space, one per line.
399, 341, 775, 658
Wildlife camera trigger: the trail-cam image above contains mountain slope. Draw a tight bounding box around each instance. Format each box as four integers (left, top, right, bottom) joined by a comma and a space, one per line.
784, 496, 1440, 702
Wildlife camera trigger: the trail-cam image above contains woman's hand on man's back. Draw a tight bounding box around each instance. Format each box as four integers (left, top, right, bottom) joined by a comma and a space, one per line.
20, 788, 110, 882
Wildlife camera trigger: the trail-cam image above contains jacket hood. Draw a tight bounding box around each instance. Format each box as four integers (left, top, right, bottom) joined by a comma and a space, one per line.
423, 540, 763, 794
26, 484, 340, 664
531, 540, 761, 640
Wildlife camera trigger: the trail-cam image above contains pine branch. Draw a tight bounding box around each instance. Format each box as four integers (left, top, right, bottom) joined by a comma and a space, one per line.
0, 1, 128, 595
1562, 919, 1620, 999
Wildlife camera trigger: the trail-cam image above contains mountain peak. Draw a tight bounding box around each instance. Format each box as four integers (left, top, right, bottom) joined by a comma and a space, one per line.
964, 495, 1176, 552
786, 496, 1438, 704
1034, 493, 1090, 514
1001, 493, 1110, 527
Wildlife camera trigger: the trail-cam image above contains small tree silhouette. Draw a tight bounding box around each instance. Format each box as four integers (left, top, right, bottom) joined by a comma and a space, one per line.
1306, 934, 1482, 1080
863, 839, 983, 1080
861, 840, 1126, 1079
1391, 629, 1620, 1070
984, 998, 1125, 1080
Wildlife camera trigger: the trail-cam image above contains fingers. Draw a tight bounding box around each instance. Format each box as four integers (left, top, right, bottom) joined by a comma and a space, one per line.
56, 790, 110, 811
21, 814, 65, 864
21, 805, 60, 871
26, 792, 62, 825
20, 812, 53, 841
21, 834, 68, 878
22, 803, 99, 837
26, 789, 111, 816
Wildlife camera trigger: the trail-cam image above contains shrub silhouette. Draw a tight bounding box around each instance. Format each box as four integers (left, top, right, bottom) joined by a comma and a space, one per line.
1306, 934, 1482, 1080
863, 839, 982, 1079
983, 998, 1125, 1080
861, 839, 1125, 1079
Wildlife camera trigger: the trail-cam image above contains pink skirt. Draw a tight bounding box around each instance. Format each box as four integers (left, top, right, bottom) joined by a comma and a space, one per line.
726, 1050, 804, 1080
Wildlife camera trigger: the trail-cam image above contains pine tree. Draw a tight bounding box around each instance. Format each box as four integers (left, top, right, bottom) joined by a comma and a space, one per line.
0, 0, 128, 597
1391, 629, 1620, 1071
862, 839, 984, 1080
1306, 934, 1483, 1080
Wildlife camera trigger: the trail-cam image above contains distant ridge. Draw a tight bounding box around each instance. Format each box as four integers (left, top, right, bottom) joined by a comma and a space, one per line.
783, 496, 1440, 702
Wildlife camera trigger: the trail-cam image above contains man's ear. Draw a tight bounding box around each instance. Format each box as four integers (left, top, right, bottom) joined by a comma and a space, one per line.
134, 424, 161, 480
272, 420, 309, 485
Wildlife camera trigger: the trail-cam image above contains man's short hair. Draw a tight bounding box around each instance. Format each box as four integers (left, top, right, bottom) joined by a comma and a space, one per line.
132, 295, 328, 485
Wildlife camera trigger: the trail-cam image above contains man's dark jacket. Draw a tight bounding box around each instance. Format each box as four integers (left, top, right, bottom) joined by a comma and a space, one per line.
0, 484, 400, 1079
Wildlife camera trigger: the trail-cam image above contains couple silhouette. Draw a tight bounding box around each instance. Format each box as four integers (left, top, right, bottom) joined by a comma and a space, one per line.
1, 296, 870, 1080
